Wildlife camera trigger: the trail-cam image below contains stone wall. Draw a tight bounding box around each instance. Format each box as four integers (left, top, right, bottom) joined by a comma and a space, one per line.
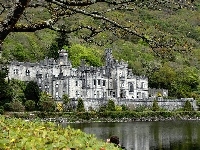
82, 98, 197, 111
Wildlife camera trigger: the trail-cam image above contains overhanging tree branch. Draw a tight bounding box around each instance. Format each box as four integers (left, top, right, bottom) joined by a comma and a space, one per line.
0, 0, 196, 51
0, 0, 31, 48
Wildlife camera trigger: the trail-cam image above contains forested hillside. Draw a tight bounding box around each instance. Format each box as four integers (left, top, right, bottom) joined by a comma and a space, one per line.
1, 0, 200, 99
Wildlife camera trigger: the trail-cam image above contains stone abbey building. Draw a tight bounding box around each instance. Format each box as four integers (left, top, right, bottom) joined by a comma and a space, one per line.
8, 49, 148, 100
8, 48, 197, 110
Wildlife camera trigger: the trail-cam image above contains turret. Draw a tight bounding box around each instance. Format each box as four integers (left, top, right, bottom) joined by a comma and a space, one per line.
58, 49, 68, 65
105, 48, 113, 77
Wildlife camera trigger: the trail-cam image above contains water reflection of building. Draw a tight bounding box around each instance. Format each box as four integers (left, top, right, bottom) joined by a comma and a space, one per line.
68, 121, 200, 150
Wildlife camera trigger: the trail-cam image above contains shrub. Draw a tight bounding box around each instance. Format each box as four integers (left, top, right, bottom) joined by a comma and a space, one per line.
25, 100, 35, 111
183, 100, 193, 111
135, 105, 147, 112
98, 104, 107, 112
115, 105, 122, 111
107, 99, 115, 111
121, 104, 129, 111
10, 100, 25, 112
3, 103, 12, 111
0, 109, 4, 115
0, 116, 119, 150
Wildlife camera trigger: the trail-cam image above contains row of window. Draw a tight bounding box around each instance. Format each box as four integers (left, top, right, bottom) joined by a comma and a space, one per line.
14, 69, 30, 76
94, 79, 106, 86
75, 79, 106, 87
14, 69, 51, 78
41, 86, 146, 99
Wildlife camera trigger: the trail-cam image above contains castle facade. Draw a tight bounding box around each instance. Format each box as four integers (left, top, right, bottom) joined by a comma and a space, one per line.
8, 48, 149, 101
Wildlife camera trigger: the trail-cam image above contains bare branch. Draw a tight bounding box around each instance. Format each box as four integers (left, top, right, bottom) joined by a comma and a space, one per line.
0, 0, 31, 47
0, 0, 196, 52
60, 6, 152, 44
0, 3, 6, 15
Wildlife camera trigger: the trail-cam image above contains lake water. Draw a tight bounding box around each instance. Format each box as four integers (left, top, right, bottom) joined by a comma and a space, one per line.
62, 121, 200, 150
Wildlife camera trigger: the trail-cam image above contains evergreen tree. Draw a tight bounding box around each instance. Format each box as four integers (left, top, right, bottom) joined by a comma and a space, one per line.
107, 99, 115, 111
183, 100, 193, 111
0, 62, 11, 106
47, 25, 70, 59
24, 81, 40, 108
77, 98, 85, 112
152, 100, 160, 111
62, 94, 72, 111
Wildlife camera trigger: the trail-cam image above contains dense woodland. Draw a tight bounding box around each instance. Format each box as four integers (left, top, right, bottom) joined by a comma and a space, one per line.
0, 0, 200, 111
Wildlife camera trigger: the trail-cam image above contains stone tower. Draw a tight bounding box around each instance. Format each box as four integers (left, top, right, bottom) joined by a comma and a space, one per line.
105, 48, 113, 77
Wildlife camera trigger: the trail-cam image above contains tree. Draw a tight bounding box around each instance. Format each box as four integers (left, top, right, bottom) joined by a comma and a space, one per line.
183, 100, 193, 111
62, 94, 72, 111
0, 63, 10, 105
38, 92, 56, 112
107, 99, 115, 111
65, 44, 102, 67
24, 81, 40, 107
0, 0, 195, 52
149, 62, 176, 90
152, 100, 160, 111
9, 79, 26, 104
47, 25, 70, 59
77, 98, 85, 112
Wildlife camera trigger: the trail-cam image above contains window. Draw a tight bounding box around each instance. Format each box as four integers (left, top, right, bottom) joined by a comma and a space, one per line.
129, 82, 134, 92
26, 70, 30, 76
38, 79, 41, 84
110, 91, 112, 96
63, 83, 66, 88
103, 80, 106, 86
56, 92, 59, 98
93, 80, 96, 86
45, 85, 49, 92
141, 82, 145, 88
121, 81, 125, 87
137, 92, 141, 99
76, 81, 78, 86
56, 84, 59, 88
142, 93, 145, 99
98, 79, 101, 85
45, 73, 49, 78
113, 92, 115, 97
14, 69, 18, 75
82, 79, 86, 88
76, 91, 79, 97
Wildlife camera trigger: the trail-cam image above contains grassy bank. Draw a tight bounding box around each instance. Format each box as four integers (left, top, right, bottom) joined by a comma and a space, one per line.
4, 111, 200, 122
0, 115, 120, 150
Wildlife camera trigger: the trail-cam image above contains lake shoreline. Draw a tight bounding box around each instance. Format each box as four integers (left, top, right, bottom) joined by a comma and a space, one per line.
4, 111, 200, 123
45, 116, 200, 124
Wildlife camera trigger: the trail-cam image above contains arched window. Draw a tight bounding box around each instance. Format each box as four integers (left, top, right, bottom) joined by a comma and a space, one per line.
26, 69, 30, 76
14, 69, 19, 75
129, 82, 134, 92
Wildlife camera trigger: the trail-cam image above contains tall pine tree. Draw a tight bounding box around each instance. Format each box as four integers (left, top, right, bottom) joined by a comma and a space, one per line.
47, 25, 70, 59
